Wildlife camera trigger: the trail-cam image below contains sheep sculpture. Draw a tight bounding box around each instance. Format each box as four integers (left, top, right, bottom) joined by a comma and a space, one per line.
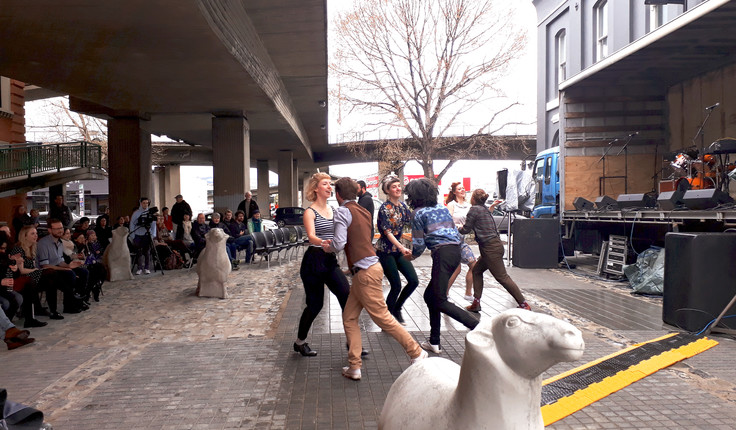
379, 309, 585, 430
102, 226, 134, 281
195, 228, 231, 299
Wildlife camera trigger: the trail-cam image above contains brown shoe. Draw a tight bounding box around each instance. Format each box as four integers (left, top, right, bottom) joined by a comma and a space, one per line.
5, 327, 30, 341
466, 298, 481, 313
6, 337, 35, 350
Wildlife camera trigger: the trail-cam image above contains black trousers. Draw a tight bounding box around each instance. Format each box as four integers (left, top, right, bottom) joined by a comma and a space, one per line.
297, 247, 350, 341
423, 244, 479, 345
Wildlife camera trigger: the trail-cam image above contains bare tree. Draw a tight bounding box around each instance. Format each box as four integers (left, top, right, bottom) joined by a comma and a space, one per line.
29, 96, 109, 168
332, 0, 527, 182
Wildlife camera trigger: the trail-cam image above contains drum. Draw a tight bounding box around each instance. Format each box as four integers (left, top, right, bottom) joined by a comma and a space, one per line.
676, 176, 715, 190
671, 153, 691, 169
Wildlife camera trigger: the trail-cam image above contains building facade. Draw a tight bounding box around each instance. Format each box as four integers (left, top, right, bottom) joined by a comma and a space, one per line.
532, 0, 736, 208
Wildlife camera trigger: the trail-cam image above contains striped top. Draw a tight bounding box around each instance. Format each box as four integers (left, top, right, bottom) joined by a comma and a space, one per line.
309, 207, 334, 246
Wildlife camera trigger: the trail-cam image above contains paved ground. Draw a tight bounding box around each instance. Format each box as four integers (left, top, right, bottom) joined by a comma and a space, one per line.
2, 246, 736, 429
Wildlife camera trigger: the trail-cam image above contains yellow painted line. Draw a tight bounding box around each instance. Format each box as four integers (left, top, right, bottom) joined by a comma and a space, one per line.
542, 332, 678, 385
541, 336, 718, 426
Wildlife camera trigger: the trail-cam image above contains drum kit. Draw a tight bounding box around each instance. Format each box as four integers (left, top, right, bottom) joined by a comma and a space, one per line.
666, 142, 736, 192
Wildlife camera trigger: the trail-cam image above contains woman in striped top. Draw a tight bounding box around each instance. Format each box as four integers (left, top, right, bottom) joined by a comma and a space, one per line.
294, 172, 350, 357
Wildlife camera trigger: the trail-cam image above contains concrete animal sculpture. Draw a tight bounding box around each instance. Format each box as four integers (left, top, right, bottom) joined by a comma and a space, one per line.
195, 228, 231, 298
102, 226, 134, 281
379, 309, 584, 430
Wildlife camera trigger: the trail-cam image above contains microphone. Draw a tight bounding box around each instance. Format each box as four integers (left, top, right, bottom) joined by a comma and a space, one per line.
628, 132, 639, 138
608, 138, 618, 145
705, 102, 720, 110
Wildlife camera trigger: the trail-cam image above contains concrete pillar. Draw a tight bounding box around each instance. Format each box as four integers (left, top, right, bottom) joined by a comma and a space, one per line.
161, 165, 181, 210
277, 150, 294, 208
301, 171, 311, 208
152, 167, 164, 210
108, 117, 152, 220
212, 115, 249, 215
256, 159, 270, 219
292, 159, 299, 207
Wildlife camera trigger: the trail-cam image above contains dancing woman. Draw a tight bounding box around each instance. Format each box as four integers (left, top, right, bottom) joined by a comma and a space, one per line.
405, 178, 479, 354
375, 175, 418, 325
294, 172, 350, 356
445, 182, 477, 302
459, 189, 530, 312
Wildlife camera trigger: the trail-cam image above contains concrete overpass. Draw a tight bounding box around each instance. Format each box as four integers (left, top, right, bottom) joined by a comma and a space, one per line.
1, 0, 329, 217
153, 135, 537, 165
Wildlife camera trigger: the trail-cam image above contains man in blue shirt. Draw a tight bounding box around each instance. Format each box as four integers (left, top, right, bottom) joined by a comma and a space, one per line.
36, 218, 89, 315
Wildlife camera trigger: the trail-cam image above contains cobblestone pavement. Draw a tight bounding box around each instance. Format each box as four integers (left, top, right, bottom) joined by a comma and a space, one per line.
2, 247, 736, 429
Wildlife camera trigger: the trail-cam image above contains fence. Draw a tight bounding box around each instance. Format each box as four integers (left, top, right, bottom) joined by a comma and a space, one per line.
0, 141, 103, 180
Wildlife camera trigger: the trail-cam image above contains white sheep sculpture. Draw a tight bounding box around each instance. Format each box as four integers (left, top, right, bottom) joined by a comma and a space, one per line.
195, 228, 231, 299
379, 309, 585, 430
102, 226, 134, 281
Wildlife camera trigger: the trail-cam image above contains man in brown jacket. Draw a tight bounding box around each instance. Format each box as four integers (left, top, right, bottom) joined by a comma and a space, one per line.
325, 177, 426, 381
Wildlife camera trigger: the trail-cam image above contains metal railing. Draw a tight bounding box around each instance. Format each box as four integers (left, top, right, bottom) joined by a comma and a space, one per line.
0, 141, 103, 180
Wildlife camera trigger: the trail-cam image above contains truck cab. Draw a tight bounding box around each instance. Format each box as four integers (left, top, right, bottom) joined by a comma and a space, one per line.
531, 146, 560, 218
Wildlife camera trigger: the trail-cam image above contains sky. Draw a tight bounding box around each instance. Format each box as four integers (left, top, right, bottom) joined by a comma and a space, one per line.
23, 0, 539, 213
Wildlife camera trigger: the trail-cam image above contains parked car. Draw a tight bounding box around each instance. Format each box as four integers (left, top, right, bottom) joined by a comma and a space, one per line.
274, 207, 306, 227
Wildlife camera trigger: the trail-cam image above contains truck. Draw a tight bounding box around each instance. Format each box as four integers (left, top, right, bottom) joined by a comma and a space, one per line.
529, 146, 736, 260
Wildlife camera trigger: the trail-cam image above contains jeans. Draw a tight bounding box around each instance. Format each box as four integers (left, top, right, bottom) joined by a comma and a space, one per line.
378, 251, 418, 313
473, 238, 525, 304
232, 235, 254, 263
133, 234, 152, 270
297, 247, 350, 341
423, 245, 479, 345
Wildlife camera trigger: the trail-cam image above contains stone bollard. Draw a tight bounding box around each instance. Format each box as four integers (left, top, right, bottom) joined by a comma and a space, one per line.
195, 228, 231, 299
103, 227, 134, 281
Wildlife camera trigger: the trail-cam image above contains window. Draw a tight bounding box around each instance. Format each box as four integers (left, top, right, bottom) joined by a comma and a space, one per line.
545, 156, 552, 185
0, 77, 12, 118
555, 30, 567, 85
594, 0, 608, 62
648, 5, 664, 31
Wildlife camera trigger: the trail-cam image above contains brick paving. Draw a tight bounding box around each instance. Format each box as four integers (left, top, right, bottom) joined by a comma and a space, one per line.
1, 246, 735, 429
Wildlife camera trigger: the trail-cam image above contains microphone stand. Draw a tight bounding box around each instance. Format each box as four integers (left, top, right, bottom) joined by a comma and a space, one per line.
598, 138, 618, 196
615, 133, 636, 194
690, 104, 719, 187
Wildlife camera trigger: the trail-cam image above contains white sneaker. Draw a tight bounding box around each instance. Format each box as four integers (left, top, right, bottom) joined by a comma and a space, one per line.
342, 366, 361, 380
144, 269, 151, 275
410, 349, 428, 365
463, 295, 474, 302
135, 269, 142, 275
420, 341, 442, 354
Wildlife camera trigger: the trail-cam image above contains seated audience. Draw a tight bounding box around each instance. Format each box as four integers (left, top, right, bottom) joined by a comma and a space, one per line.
231, 210, 255, 263
94, 215, 113, 250
11, 205, 31, 241
209, 212, 239, 270
191, 213, 209, 254
155, 215, 192, 263
1, 310, 34, 350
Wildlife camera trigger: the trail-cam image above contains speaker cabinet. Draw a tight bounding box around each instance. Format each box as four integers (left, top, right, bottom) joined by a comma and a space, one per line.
512, 219, 559, 268
657, 190, 685, 211
594, 195, 618, 211
663, 233, 736, 331
682, 189, 734, 210
573, 197, 594, 211
616, 193, 656, 209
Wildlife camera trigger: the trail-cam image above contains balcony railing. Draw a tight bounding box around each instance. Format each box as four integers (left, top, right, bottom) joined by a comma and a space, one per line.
0, 141, 103, 181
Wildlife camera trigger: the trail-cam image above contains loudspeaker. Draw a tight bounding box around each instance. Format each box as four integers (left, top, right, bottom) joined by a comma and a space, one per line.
594, 195, 618, 211
663, 232, 736, 331
681, 189, 734, 210
657, 190, 684, 211
573, 197, 594, 211
512, 219, 559, 268
616, 193, 656, 209
497, 169, 508, 200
